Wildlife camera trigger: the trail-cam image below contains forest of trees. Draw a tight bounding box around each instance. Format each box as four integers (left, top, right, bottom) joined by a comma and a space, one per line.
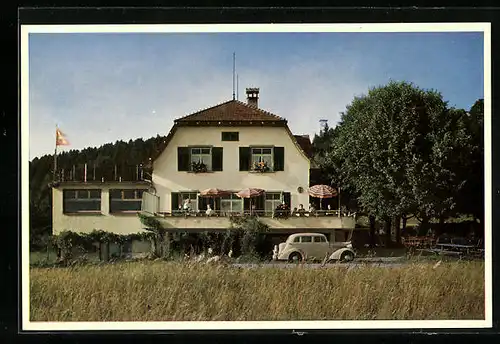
29, 81, 484, 250
29, 135, 168, 247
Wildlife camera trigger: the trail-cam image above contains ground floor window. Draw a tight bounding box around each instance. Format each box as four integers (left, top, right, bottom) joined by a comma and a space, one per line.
171, 192, 199, 212
109, 189, 146, 213
63, 189, 102, 213
265, 192, 282, 214
220, 194, 243, 213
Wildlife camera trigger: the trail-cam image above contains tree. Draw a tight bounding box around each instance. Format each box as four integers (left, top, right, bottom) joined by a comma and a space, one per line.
330, 81, 471, 244
456, 99, 484, 226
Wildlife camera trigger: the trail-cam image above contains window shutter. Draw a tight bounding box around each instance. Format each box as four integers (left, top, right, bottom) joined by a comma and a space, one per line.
177, 147, 190, 171
171, 192, 179, 212
273, 147, 285, 171
239, 147, 250, 171
212, 147, 223, 171
283, 192, 291, 208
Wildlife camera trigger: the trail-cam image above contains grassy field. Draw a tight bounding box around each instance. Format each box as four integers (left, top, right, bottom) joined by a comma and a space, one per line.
30, 261, 484, 321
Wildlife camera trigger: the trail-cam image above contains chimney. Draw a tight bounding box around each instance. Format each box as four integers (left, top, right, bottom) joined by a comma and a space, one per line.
246, 87, 259, 107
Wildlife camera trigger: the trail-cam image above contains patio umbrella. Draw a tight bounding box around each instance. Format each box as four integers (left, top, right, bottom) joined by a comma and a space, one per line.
235, 188, 265, 215
308, 184, 338, 210
199, 188, 231, 213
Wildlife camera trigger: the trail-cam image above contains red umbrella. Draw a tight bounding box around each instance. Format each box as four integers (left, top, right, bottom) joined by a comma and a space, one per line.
199, 188, 231, 197
308, 184, 338, 210
199, 188, 231, 213
235, 188, 265, 215
235, 188, 265, 198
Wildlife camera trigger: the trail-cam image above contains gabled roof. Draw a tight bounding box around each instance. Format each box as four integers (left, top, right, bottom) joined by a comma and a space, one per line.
154, 98, 312, 164
175, 100, 286, 124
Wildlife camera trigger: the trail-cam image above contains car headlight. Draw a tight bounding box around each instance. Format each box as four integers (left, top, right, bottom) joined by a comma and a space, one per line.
346, 243, 353, 249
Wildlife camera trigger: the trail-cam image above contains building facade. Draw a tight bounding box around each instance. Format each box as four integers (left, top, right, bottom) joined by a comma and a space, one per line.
51, 88, 356, 242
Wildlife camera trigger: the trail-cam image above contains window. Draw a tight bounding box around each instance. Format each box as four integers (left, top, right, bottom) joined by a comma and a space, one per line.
221, 132, 239, 141
265, 192, 282, 214
300, 236, 312, 243
293, 236, 300, 243
313, 236, 327, 243
251, 148, 273, 170
239, 146, 284, 172
172, 192, 199, 212
220, 194, 243, 213
190, 147, 212, 171
178, 147, 223, 172
63, 189, 101, 213
109, 189, 145, 213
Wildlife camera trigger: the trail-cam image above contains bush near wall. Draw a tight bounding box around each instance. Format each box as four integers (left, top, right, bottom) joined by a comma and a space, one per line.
42, 215, 274, 266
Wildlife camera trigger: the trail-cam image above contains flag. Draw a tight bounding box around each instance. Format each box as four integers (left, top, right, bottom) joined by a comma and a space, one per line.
56, 128, 70, 146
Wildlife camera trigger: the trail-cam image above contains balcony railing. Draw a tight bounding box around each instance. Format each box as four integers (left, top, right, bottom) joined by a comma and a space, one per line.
152, 209, 356, 219
54, 164, 152, 183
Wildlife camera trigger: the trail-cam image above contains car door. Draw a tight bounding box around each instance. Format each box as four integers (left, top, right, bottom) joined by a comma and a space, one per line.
298, 235, 314, 260
312, 235, 330, 259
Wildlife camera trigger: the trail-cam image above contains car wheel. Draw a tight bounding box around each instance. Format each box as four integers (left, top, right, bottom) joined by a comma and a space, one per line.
288, 252, 303, 263
340, 251, 354, 263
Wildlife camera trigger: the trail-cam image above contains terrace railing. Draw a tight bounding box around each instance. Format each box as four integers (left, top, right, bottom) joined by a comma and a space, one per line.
55, 164, 152, 183
152, 209, 356, 219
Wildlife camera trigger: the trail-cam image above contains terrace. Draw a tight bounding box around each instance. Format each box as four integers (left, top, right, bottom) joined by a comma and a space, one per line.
140, 192, 357, 231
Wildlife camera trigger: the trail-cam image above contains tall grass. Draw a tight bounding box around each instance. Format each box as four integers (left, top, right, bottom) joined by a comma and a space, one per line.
30, 261, 484, 321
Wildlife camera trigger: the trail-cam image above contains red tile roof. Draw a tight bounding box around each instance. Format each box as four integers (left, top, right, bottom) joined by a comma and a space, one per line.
175, 100, 286, 123
153, 98, 312, 164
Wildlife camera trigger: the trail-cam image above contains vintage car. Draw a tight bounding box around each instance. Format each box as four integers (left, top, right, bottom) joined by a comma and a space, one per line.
272, 232, 356, 263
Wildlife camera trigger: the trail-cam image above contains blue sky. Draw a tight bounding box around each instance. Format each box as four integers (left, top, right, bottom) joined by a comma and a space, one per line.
28, 31, 484, 160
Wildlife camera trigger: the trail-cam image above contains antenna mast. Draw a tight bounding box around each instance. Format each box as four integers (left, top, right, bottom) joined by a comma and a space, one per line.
236, 74, 239, 100
232, 52, 236, 100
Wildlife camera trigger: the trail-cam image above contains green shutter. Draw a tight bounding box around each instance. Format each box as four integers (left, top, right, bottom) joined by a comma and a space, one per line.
177, 147, 190, 171
283, 192, 291, 208
212, 147, 223, 171
239, 147, 250, 171
274, 147, 285, 171
171, 192, 179, 212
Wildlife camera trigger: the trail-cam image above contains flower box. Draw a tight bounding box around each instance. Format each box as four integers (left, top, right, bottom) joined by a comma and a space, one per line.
252, 161, 270, 173
191, 161, 208, 173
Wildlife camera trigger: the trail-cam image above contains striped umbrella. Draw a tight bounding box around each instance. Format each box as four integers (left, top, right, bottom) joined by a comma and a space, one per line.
308, 184, 338, 210
199, 188, 231, 197
199, 188, 231, 213
235, 188, 265, 215
235, 188, 265, 198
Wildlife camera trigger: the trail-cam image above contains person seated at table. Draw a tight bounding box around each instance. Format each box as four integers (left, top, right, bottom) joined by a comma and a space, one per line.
205, 204, 214, 216
182, 199, 191, 217
308, 203, 316, 213
281, 201, 290, 219
297, 204, 306, 216
291, 207, 298, 216
274, 203, 283, 218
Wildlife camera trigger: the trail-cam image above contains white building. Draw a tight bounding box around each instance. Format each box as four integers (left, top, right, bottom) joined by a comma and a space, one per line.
52, 88, 355, 243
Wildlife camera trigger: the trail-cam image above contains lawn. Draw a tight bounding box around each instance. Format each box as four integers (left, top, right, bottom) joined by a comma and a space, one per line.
30, 260, 484, 321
